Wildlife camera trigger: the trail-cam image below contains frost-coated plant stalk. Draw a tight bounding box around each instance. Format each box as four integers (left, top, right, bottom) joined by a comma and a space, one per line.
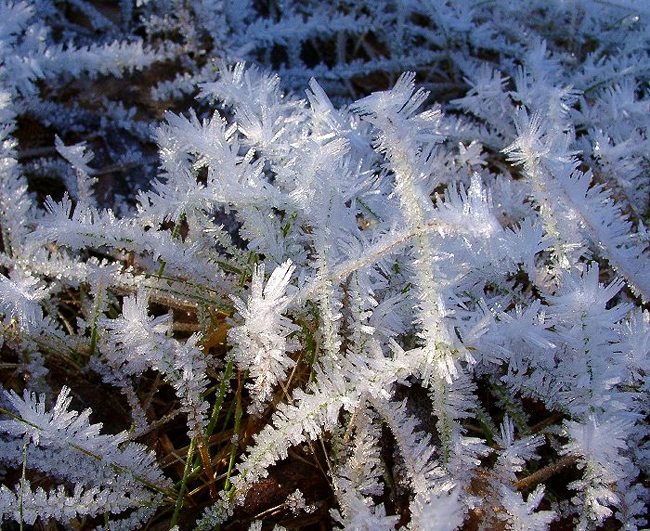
0, 0, 649, 529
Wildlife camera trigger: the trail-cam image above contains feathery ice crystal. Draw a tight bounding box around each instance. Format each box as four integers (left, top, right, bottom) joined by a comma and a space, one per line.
0, 0, 649, 529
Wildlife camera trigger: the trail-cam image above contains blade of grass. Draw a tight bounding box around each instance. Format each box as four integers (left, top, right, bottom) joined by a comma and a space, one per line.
171, 437, 196, 528
205, 358, 234, 438
19, 436, 27, 531
223, 371, 243, 492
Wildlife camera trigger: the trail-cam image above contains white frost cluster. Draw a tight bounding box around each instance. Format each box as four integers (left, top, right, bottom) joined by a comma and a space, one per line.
228, 260, 298, 412
0, 0, 648, 529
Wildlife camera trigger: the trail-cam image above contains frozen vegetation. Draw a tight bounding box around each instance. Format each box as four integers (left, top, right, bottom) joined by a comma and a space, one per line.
0, 0, 649, 529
